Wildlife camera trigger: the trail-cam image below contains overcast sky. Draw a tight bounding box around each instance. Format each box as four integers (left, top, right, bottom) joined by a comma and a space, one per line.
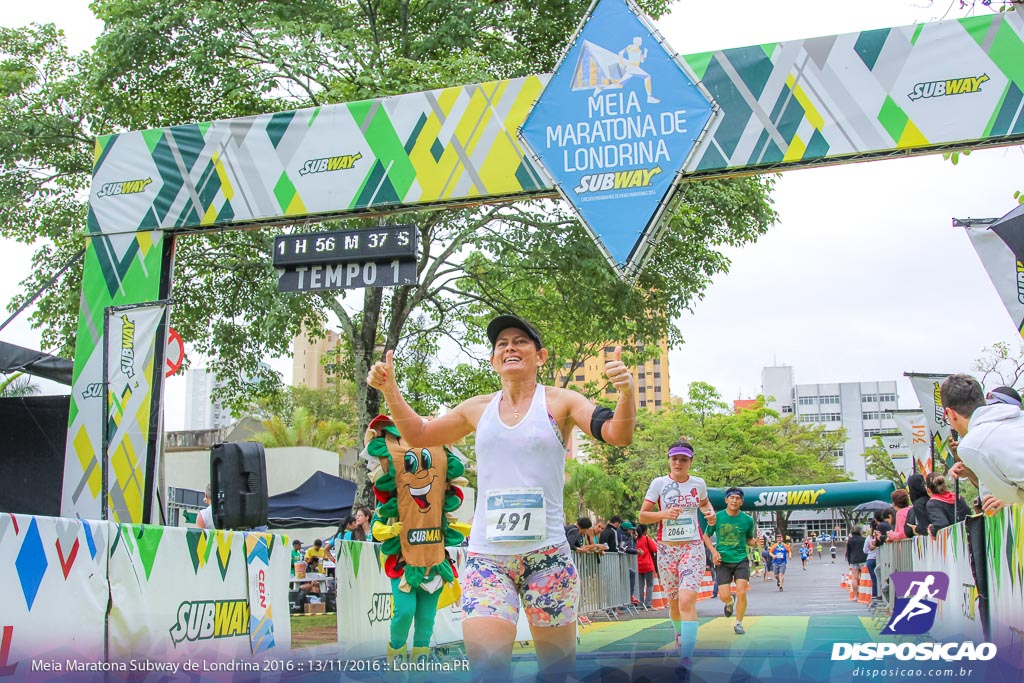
2, 0, 1022, 429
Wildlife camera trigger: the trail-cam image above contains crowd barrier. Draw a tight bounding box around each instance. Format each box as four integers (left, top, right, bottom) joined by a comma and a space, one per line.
574, 550, 635, 617
875, 504, 1022, 661
1, 513, 292, 674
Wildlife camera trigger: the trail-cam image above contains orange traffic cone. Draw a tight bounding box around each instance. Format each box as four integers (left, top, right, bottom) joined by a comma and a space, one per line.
697, 570, 715, 602
840, 574, 848, 591
857, 566, 872, 605
651, 576, 668, 609
848, 569, 857, 601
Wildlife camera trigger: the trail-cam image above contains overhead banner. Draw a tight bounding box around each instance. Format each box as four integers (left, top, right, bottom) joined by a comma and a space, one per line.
892, 409, 933, 476
707, 480, 896, 512
103, 303, 168, 522
880, 434, 914, 484
906, 372, 956, 470
518, 0, 716, 272
70, 6, 1024, 521
964, 205, 1024, 338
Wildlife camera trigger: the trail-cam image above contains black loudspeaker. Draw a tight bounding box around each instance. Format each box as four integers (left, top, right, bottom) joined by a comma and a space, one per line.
210, 441, 269, 530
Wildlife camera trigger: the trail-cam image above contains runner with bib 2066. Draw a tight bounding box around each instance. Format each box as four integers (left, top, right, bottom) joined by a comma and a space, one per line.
639, 439, 717, 679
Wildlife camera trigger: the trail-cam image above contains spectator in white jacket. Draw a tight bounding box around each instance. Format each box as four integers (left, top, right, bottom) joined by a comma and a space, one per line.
940, 375, 1024, 513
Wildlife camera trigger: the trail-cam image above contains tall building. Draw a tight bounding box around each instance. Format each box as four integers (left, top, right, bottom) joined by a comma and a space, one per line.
555, 339, 671, 413
558, 339, 671, 462
293, 329, 343, 389
184, 367, 233, 431
761, 365, 899, 481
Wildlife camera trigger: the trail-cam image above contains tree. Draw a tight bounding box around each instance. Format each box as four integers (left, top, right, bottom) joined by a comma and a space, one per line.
971, 341, 1024, 390
1, 2, 776, 506
251, 405, 354, 453
563, 459, 626, 523
592, 388, 848, 537
0, 372, 40, 397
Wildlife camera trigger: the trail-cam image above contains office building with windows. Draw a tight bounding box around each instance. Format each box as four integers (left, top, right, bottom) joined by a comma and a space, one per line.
762, 365, 899, 481
184, 367, 233, 431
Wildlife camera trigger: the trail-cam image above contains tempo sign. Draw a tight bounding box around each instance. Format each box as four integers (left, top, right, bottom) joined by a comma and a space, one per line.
273, 225, 417, 267
276, 259, 417, 293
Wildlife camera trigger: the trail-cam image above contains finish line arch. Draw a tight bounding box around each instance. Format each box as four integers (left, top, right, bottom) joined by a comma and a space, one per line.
62, 2, 1024, 522
706, 481, 897, 512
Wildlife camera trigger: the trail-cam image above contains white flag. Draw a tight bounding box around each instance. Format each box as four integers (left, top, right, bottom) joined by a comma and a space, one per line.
906, 373, 957, 470
964, 205, 1024, 339
891, 410, 932, 476
880, 434, 913, 483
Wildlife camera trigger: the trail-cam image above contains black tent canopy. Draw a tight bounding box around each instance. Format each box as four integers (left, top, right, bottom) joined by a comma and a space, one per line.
267, 470, 356, 529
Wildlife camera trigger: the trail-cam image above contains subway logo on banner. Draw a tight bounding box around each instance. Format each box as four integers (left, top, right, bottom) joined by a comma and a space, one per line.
755, 488, 826, 507
169, 600, 249, 646
1016, 261, 1024, 304
573, 166, 662, 194
908, 74, 989, 101
96, 177, 152, 198
298, 153, 363, 176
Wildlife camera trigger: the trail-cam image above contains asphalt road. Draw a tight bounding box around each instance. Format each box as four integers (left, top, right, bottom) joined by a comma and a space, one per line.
623, 548, 869, 620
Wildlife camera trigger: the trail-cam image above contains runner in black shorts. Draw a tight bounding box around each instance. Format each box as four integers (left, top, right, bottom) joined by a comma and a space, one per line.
706, 487, 761, 635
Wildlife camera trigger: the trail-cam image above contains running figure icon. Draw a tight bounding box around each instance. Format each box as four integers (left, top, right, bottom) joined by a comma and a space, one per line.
887, 575, 939, 631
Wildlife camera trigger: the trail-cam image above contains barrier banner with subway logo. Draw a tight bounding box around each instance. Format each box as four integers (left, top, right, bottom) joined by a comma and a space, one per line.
106, 523, 290, 663
707, 481, 895, 511
335, 540, 511, 657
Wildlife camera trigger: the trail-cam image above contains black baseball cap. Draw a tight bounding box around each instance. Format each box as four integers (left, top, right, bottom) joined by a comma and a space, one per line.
486, 314, 543, 350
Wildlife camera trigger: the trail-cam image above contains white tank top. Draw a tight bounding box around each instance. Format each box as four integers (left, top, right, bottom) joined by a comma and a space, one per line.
469, 385, 569, 555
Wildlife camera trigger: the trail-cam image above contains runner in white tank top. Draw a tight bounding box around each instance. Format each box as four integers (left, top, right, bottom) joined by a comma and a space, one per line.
368, 314, 637, 681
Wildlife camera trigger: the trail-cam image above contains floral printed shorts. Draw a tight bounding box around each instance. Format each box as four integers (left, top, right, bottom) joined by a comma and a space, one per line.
656, 540, 705, 597
462, 543, 579, 627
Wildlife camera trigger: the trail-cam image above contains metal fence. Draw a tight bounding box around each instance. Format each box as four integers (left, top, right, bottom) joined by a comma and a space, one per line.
573, 551, 638, 619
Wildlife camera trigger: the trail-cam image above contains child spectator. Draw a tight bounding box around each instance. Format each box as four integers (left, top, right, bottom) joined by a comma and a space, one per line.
888, 489, 911, 541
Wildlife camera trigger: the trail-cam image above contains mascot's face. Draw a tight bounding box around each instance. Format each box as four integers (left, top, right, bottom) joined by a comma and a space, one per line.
399, 445, 438, 513
386, 436, 446, 516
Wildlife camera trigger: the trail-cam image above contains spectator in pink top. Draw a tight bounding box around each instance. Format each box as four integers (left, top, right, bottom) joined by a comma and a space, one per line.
887, 489, 911, 541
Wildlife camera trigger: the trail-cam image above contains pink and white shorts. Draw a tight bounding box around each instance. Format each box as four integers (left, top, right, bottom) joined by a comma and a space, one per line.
656, 540, 705, 597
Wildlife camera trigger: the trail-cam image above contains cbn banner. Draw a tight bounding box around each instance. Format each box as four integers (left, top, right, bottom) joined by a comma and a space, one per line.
0, 515, 109, 673
964, 206, 1024, 339
880, 434, 914, 484
892, 409, 933, 476
907, 373, 956, 470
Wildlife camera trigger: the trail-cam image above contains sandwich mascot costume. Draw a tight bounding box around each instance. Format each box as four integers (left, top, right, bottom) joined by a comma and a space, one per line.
365, 415, 470, 665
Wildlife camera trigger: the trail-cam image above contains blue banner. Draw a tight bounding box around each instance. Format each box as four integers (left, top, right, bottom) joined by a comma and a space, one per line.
519, 0, 715, 273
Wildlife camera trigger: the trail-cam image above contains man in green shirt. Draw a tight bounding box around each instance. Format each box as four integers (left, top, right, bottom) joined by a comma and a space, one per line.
707, 487, 760, 635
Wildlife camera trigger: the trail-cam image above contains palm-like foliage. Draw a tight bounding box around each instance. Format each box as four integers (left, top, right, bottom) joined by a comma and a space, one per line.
0, 372, 40, 397
252, 406, 353, 453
